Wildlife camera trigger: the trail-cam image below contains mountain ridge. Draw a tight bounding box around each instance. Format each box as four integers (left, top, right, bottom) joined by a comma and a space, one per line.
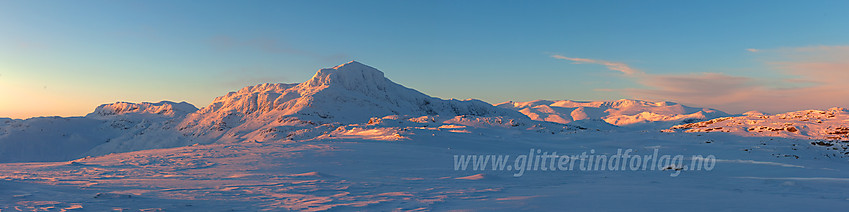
3, 61, 848, 163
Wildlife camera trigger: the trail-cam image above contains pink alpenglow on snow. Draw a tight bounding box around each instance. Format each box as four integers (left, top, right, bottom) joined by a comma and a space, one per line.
1, 61, 849, 211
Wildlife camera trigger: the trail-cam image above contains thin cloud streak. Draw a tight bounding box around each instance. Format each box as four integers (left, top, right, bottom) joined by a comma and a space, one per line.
551, 55, 642, 75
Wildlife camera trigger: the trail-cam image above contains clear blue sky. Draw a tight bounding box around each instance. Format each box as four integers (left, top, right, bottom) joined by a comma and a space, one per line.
2, 0, 849, 118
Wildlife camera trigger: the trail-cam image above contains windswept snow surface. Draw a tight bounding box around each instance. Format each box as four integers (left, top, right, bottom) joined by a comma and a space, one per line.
2, 128, 849, 211
497, 99, 728, 127
2, 61, 849, 211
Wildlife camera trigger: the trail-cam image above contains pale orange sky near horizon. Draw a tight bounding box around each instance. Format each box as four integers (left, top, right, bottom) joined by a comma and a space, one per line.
4, 46, 849, 119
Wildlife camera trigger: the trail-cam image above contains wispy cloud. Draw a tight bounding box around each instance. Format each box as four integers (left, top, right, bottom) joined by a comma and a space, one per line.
553, 46, 849, 113
551, 55, 642, 75
746, 48, 760, 53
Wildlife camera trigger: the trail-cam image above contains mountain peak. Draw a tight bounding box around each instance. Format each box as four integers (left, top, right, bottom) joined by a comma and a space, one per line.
177, 61, 528, 142
331, 60, 368, 69
300, 61, 389, 92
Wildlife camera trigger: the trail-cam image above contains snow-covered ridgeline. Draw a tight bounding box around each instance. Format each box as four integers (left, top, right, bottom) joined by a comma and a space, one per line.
497, 99, 727, 126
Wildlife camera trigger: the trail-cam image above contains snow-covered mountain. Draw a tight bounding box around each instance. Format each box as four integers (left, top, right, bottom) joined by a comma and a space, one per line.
497, 99, 727, 127
177, 61, 533, 143
0, 61, 556, 162
668, 107, 849, 142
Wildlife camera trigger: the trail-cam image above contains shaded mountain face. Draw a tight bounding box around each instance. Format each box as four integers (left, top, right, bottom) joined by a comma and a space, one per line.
497, 99, 728, 127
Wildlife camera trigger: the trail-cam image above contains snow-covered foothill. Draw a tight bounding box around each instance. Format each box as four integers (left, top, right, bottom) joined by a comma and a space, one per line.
0, 101, 199, 162
669, 107, 849, 142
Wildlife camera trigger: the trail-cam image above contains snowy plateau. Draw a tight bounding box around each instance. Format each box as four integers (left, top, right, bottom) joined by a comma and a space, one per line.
1, 61, 848, 211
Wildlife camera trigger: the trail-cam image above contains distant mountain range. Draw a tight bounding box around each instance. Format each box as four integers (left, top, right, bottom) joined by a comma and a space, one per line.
497, 99, 727, 127
1, 61, 847, 162
0, 61, 546, 162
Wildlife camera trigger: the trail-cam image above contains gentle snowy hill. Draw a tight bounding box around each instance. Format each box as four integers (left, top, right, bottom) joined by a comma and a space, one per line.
497, 99, 727, 127
668, 107, 849, 142
81, 101, 202, 157
0, 101, 198, 162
